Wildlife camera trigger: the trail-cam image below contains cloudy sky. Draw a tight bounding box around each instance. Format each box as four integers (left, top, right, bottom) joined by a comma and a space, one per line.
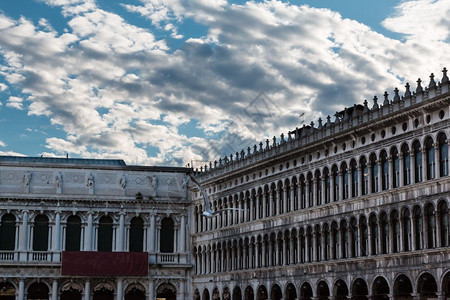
0, 0, 449, 167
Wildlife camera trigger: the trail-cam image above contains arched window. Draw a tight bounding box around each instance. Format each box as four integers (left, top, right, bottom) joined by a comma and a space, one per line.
278, 182, 284, 213
340, 220, 348, 258
360, 157, 368, 195
160, 218, 175, 253
439, 201, 449, 247
402, 209, 411, 252
402, 144, 411, 186
413, 206, 423, 250
413, 141, 423, 183
292, 178, 299, 210
323, 224, 330, 260
28, 282, 49, 300
332, 165, 339, 201
331, 222, 338, 259
306, 227, 313, 262
369, 214, 378, 255
342, 163, 349, 200
314, 225, 321, 261
425, 138, 435, 180
98, 216, 113, 252
425, 204, 436, 249
391, 148, 400, 188
33, 215, 49, 251
299, 228, 305, 263
129, 217, 144, 252
271, 184, 277, 216
350, 160, 358, 197
379, 213, 388, 254
300, 176, 306, 209
315, 171, 322, 206
323, 168, 331, 204
349, 218, 357, 257
65, 215, 81, 251
380, 151, 389, 190
438, 133, 449, 177
391, 210, 399, 253
360, 216, 368, 256
0, 214, 16, 251
370, 154, 378, 193
307, 174, 314, 207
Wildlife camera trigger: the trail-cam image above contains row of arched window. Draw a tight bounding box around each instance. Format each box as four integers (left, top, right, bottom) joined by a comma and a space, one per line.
193, 200, 449, 274
194, 133, 449, 233
195, 271, 449, 300
0, 213, 175, 253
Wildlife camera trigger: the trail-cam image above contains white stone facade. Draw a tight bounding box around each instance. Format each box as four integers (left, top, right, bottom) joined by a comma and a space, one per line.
191, 70, 450, 300
0, 159, 190, 300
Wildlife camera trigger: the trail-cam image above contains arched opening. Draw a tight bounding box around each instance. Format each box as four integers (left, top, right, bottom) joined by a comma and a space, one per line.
202, 289, 210, 300
270, 284, 282, 300
157, 284, 176, 300
0, 214, 16, 251
417, 273, 437, 300
369, 214, 378, 255
33, 215, 49, 251
380, 151, 389, 190
160, 218, 175, 253
360, 216, 368, 256
300, 282, 313, 300
65, 215, 81, 251
393, 274, 412, 300
194, 289, 200, 300
391, 210, 400, 253
401, 144, 411, 185
360, 157, 368, 195
60, 283, 82, 300
245, 286, 254, 300
124, 284, 145, 300
0, 282, 15, 300
379, 212, 389, 254
439, 201, 449, 247
233, 287, 242, 300
372, 276, 389, 300
402, 209, 411, 252
129, 217, 144, 252
442, 272, 450, 300
257, 285, 268, 300
27, 282, 49, 300
391, 147, 400, 188
317, 281, 329, 300
285, 283, 297, 300
424, 204, 436, 249
223, 287, 231, 300
413, 140, 423, 183
98, 216, 113, 252
351, 278, 368, 300
93, 284, 114, 300
370, 154, 378, 193
335, 280, 348, 300
425, 137, 435, 180
413, 206, 423, 250
438, 133, 448, 176
212, 288, 220, 300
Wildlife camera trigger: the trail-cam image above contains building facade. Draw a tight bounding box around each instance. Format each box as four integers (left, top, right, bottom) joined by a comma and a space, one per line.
191, 69, 450, 300
0, 157, 191, 300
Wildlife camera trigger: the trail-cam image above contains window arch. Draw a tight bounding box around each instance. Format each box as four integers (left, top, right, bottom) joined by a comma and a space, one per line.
160, 218, 175, 253
33, 214, 49, 251
359, 216, 368, 256
439, 201, 449, 247
0, 214, 16, 251
402, 208, 411, 252
424, 204, 436, 249
341, 163, 349, 200
369, 214, 378, 255
65, 215, 81, 251
350, 160, 358, 197
370, 154, 378, 193
331, 165, 339, 202
129, 217, 144, 252
360, 156, 368, 195
98, 216, 113, 252
323, 168, 331, 204
425, 137, 435, 180
391, 210, 399, 253
315, 170, 322, 206
379, 212, 388, 254
413, 140, 423, 183
401, 144, 411, 186
391, 147, 400, 188
438, 133, 449, 177
380, 151, 389, 191
413, 206, 423, 250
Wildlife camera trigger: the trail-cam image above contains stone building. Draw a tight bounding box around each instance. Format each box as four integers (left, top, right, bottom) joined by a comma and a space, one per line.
190, 69, 450, 300
0, 157, 190, 300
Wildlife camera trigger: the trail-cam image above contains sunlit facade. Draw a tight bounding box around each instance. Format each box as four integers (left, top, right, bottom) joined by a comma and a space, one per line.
191, 69, 450, 300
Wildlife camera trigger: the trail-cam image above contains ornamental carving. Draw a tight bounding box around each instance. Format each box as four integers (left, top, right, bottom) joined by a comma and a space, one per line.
1, 171, 21, 183
65, 172, 85, 184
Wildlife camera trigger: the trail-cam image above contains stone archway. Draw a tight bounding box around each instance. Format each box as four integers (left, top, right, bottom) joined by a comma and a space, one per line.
285, 283, 297, 300
0, 282, 15, 300
27, 282, 49, 300
233, 287, 242, 300
393, 275, 412, 300
157, 283, 177, 300
417, 273, 437, 300
317, 281, 330, 300
60, 281, 83, 300
93, 282, 114, 300
351, 279, 368, 300
245, 286, 254, 300
257, 285, 267, 300
372, 277, 389, 300
300, 282, 313, 300
124, 283, 146, 300
334, 280, 348, 300
270, 285, 282, 300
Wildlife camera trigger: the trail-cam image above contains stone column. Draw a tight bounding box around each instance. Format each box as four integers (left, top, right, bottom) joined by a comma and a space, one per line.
435, 145, 441, 178
330, 175, 335, 202
436, 212, 442, 247
357, 166, 362, 197
52, 279, 58, 300
148, 280, 154, 300
330, 230, 335, 259
290, 186, 295, 212
389, 221, 394, 253
337, 228, 342, 258
268, 241, 273, 266
85, 212, 93, 251
179, 281, 186, 300
283, 186, 288, 213
321, 230, 326, 260
290, 236, 295, 264
261, 242, 266, 267
18, 279, 25, 300
117, 212, 125, 251
148, 213, 155, 252
306, 183, 311, 207
411, 214, 417, 251
422, 147, 427, 181
244, 198, 249, 222
399, 154, 405, 186
348, 172, 354, 198
367, 228, 373, 256
297, 182, 302, 208
269, 193, 274, 216
52, 212, 61, 251
399, 218, 404, 252
84, 281, 91, 300
19, 210, 28, 252
255, 195, 260, 220
339, 171, 344, 200
389, 156, 394, 189
305, 235, 310, 262
377, 222, 383, 254
255, 242, 260, 268
411, 152, 417, 183
262, 194, 267, 218
378, 161, 383, 192
313, 179, 318, 206
321, 177, 326, 204
180, 214, 186, 252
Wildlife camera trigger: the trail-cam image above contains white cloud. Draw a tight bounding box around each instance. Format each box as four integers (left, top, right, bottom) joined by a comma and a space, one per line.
0, 140, 6, 147
0, 0, 448, 166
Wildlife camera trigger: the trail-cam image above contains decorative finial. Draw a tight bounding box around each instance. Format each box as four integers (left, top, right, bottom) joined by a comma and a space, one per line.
404, 82, 411, 98
393, 87, 400, 102
416, 78, 423, 93
272, 136, 277, 146
288, 132, 292, 141
326, 115, 331, 124
429, 73, 436, 88
280, 133, 285, 143
259, 141, 263, 151
343, 108, 349, 120
214, 160, 217, 168
266, 139, 270, 149
219, 158, 222, 166
442, 67, 449, 83
247, 147, 251, 156
253, 144, 257, 153
241, 149, 245, 159
318, 118, 323, 129
235, 152, 239, 160
372, 96, 379, 110
352, 104, 357, 118
230, 154, 233, 161
363, 100, 369, 113
383, 91, 389, 105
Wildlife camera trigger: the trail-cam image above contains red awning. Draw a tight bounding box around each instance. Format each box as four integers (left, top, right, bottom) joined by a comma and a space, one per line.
62, 251, 148, 276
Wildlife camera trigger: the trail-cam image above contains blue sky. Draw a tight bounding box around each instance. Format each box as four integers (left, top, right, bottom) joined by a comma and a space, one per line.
0, 0, 449, 167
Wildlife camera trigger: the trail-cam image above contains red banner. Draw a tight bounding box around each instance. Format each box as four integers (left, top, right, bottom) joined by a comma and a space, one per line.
62, 251, 148, 276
